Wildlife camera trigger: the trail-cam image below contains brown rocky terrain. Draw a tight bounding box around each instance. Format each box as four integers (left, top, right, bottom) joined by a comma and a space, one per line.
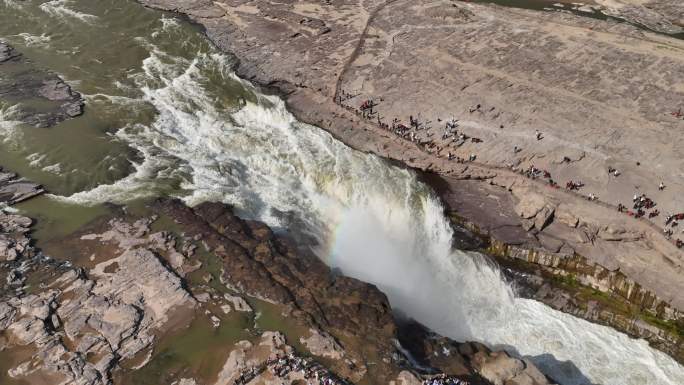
0, 187, 557, 385
0, 41, 84, 128
137, 0, 684, 362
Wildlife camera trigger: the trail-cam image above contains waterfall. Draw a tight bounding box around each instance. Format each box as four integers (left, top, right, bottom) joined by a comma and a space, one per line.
53, 26, 684, 385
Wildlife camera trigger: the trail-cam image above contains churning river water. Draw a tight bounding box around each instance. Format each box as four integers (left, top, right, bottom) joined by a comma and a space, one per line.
1, 1, 683, 385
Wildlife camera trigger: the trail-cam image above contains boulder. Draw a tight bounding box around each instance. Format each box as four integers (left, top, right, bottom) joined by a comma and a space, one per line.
554, 205, 579, 228
472, 351, 555, 385
300, 328, 345, 360
223, 294, 252, 312
534, 205, 555, 232
515, 193, 548, 219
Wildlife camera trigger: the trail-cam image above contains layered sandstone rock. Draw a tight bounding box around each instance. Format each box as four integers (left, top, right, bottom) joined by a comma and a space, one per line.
0, 205, 198, 384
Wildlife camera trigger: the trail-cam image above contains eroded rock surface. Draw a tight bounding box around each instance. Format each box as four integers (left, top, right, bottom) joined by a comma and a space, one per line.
149, 198, 557, 384
151, 198, 395, 382
0, 214, 196, 385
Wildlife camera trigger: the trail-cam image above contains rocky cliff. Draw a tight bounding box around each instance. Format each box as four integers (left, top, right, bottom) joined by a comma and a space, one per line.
0, 193, 557, 385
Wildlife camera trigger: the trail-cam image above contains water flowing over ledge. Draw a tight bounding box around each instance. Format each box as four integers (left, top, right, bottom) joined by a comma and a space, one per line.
46, 20, 684, 385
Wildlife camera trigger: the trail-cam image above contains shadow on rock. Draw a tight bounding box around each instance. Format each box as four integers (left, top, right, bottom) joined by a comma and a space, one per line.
493, 343, 598, 385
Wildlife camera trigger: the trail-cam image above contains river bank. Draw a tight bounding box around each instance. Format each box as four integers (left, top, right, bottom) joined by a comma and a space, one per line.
137, 0, 684, 367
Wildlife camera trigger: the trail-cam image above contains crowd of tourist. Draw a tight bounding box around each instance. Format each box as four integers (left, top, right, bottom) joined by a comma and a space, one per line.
422, 374, 470, 385
268, 353, 348, 384
231, 352, 351, 385
336, 90, 684, 249
339, 92, 485, 159
233, 349, 474, 385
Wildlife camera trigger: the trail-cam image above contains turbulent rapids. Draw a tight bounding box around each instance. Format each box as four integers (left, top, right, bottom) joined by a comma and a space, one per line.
1, 2, 684, 385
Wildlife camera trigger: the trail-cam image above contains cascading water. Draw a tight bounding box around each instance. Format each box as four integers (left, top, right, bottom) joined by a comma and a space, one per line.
52, 27, 684, 385
2, 4, 682, 385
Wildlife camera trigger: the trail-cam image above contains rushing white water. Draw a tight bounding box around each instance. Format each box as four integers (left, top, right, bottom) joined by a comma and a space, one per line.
13, 32, 51, 47
48, 26, 684, 385
1, 0, 22, 9
39, 0, 98, 24
0, 103, 24, 148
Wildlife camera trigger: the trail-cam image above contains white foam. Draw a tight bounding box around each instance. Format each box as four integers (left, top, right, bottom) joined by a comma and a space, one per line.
160, 15, 181, 31
14, 33, 51, 48
1, 0, 23, 9
0, 203, 19, 214
42, 163, 62, 175
27, 152, 47, 167
0, 103, 24, 148
84, 93, 145, 107
39, 0, 98, 24
56, 43, 684, 385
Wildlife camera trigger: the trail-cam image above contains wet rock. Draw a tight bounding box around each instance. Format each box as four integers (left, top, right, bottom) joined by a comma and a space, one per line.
398, 320, 554, 384
153, 198, 397, 381
0, 42, 20, 62
155, 199, 396, 339
515, 193, 548, 220
39, 79, 76, 101
0, 41, 84, 127
0, 169, 44, 205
